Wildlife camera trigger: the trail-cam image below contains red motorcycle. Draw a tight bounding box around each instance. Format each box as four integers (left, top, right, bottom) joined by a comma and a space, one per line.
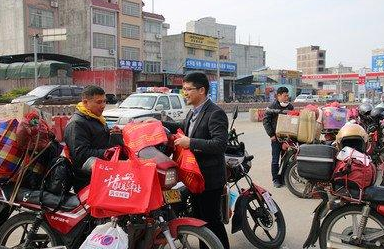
0, 145, 224, 249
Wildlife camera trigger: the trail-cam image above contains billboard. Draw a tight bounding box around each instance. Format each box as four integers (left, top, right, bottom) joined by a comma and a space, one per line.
185, 58, 236, 73
209, 81, 218, 102
372, 55, 384, 72
184, 32, 219, 51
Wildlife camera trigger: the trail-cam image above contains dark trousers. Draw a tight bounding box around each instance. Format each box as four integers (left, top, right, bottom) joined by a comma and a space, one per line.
192, 188, 230, 249
271, 140, 282, 181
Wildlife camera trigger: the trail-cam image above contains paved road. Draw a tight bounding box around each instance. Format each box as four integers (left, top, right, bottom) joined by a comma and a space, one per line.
226, 112, 319, 249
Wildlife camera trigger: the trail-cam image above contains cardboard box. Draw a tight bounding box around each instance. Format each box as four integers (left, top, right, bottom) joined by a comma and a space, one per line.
276, 114, 299, 138
0, 103, 52, 126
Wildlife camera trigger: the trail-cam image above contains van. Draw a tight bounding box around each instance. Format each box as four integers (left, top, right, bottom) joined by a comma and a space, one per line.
11, 85, 83, 106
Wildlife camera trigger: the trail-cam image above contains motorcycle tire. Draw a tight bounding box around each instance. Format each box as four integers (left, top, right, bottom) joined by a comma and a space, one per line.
0, 212, 62, 248
319, 204, 384, 249
241, 194, 286, 249
284, 160, 311, 199
157, 225, 224, 249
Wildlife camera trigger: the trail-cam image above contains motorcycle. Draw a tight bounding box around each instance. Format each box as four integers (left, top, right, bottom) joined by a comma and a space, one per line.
173, 106, 286, 249
302, 110, 384, 249
0, 143, 224, 248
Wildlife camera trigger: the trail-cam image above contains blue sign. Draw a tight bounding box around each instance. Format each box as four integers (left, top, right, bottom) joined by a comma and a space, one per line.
185, 58, 237, 73
119, 60, 143, 71
372, 55, 384, 72
209, 81, 218, 102
365, 80, 381, 91
254, 75, 267, 82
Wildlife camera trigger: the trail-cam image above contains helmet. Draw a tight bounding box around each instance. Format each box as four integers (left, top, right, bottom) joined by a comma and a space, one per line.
358, 103, 373, 116
361, 98, 372, 104
335, 124, 368, 152
371, 106, 384, 121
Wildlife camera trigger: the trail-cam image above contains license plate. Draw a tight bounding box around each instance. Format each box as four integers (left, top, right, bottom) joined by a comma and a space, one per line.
262, 192, 278, 214
163, 189, 181, 204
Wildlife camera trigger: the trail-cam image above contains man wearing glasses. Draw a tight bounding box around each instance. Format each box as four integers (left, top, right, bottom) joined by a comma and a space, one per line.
64, 85, 122, 192
163, 72, 230, 249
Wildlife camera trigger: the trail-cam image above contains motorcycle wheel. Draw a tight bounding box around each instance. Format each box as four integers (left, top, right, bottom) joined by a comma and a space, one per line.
157, 225, 224, 249
0, 212, 62, 248
319, 204, 384, 249
241, 193, 286, 249
284, 160, 312, 199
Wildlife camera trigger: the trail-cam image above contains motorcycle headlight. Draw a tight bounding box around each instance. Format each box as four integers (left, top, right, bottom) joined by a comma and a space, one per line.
164, 168, 177, 189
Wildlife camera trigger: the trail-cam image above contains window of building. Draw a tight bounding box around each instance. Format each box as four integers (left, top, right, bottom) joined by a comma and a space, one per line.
319, 60, 324, 65
187, 48, 195, 55
122, 46, 140, 60
93, 33, 115, 50
170, 95, 182, 109
93, 9, 115, 27
29, 7, 54, 28
144, 61, 161, 73
144, 20, 161, 34
319, 52, 324, 58
93, 56, 116, 68
122, 1, 140, 17
205, 50, 213, 57
30, 37, 54, 53
121, 23, 140, 39
318, 67, 324, 72
157, 96, 170, 110
144, 41, 160, 53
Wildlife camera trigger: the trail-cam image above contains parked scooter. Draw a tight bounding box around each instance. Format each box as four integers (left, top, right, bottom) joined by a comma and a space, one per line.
173, 106, 287, 249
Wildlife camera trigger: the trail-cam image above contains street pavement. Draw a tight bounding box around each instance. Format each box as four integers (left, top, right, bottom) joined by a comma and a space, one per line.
226, 112, 319, 249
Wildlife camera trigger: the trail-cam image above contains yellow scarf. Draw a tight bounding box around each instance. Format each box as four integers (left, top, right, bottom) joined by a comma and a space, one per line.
76, 102, 106, 126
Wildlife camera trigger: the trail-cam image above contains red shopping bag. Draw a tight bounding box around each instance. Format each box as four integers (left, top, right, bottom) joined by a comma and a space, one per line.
173, 129, 205, 194
0, 119, 22, 183
122, 120, 168, 153
87, 147, 164, 218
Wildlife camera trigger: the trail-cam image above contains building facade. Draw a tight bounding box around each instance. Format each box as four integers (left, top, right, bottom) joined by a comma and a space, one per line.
297, 45, 326, 75
59, 0, 119, 68
0, 0, 61, 55
186, 17, 236, 44
142, 11, 169, 74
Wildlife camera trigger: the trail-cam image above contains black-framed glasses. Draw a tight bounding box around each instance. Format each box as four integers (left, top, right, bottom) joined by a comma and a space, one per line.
182, 87, 201, 92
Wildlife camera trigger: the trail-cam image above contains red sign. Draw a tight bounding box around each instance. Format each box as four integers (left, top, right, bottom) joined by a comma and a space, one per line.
358, 76, 366, 85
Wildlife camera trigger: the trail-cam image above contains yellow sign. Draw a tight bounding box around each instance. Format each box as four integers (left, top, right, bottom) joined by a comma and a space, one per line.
184, 32, 219, 51
285, 70, 300, 78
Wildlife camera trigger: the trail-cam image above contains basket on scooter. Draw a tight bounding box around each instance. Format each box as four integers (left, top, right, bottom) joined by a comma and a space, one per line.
297, 144, 338, 182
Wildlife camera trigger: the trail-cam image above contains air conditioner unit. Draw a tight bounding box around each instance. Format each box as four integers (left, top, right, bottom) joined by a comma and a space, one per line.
109, 49, 116, 55
157, 53, 162, 59
155, 34, 162, 39
50, 0, 58, 8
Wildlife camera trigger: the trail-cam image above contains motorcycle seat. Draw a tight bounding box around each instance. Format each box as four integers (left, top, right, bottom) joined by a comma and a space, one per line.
1, 184, 80, 212
364, 185, 384, 203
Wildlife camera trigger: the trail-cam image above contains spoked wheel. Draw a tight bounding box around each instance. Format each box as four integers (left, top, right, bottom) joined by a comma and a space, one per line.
284, 161, 312, 199
0, 212, 62, 249
319, 205, 384, 249
241, 193, 286, 249
157, 225, 224, 249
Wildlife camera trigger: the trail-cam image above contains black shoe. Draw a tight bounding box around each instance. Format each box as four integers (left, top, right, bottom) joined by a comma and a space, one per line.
273, 179, 283, 188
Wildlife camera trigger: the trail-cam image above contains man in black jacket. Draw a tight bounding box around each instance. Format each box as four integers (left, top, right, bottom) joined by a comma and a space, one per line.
64, 85, 121, 192
263, 87, 294, 188
163, 72, 230, 249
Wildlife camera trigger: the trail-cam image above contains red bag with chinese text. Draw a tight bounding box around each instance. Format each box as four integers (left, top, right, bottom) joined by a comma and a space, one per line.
87, 147, 163, 218
122, 120, 168, 153
173, 129, 205, 194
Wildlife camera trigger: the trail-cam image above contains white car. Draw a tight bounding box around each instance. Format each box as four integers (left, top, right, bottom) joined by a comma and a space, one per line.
103, 92, 190, 127
294, 94, 314, 103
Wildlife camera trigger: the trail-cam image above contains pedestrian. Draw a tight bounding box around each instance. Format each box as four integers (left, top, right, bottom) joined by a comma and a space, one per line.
263, 87, 294, 188
64, 85, 122, 192
162, 72, 230, 249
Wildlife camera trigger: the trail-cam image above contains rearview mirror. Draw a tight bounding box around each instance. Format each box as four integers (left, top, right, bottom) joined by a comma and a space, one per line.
233, 106, 239, 120
155, 104, 164, 111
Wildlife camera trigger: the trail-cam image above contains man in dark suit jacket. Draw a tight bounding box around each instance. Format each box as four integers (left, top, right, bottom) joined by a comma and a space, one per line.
163, 72, 230, 249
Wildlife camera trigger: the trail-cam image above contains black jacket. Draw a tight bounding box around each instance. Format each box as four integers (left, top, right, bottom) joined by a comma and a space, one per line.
163, 99, 228, 191
64, 111, 121, 191
262, 100, 294, 138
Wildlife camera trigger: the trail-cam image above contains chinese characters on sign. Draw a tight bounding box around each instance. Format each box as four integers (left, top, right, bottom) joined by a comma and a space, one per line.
119, 60, 143, 71
365, 80, 381, 91
185, 58, 237, 73
372, 55, 384, 72
184, 32, 219, 51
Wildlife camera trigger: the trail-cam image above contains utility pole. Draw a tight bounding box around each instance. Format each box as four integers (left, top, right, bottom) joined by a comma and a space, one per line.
33, 34, 39, 88
216, 31, 220, 102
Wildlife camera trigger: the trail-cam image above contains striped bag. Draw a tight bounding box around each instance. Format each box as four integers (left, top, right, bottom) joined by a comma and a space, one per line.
0, 119, 22, 184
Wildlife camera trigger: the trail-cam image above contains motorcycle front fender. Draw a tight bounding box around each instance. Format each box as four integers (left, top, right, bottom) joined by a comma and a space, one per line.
303, 198, 329, 248
168, 217, 206, 238
231, 195, 247, 234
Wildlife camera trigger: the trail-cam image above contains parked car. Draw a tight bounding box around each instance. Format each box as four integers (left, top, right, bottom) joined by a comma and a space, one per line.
11, 85, 83, 106
103, 91, 190, 127
106, 94, 118, 104
294, 94, 314, 103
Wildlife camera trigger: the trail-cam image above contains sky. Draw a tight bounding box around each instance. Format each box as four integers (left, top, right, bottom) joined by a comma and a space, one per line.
143, 0, 384, 71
